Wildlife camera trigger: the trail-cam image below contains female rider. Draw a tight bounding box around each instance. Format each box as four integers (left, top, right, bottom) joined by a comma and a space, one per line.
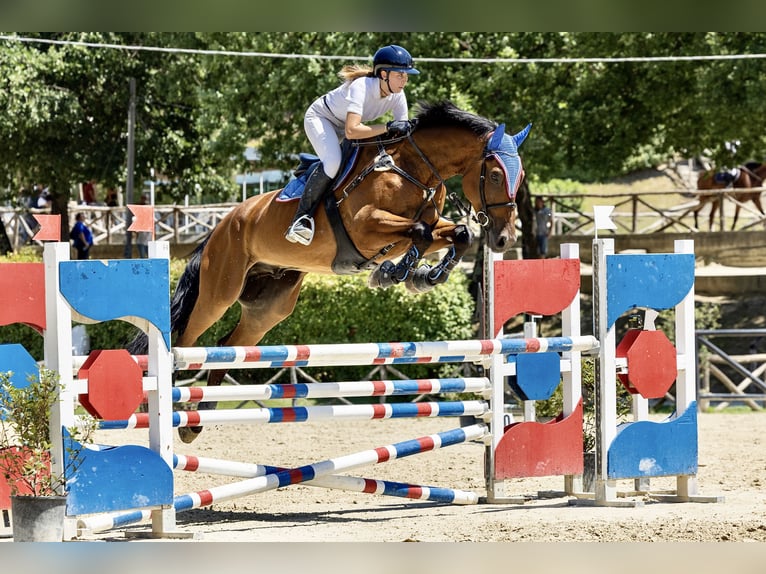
285, 44, 420, 246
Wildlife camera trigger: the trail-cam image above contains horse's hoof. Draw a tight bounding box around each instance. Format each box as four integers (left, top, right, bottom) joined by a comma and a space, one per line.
178, 426, 203, 444
405, 266, 436, 294
368, 261, 396, 289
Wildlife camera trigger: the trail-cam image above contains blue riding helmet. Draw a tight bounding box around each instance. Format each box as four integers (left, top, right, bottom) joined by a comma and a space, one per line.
373, 45, 420, 76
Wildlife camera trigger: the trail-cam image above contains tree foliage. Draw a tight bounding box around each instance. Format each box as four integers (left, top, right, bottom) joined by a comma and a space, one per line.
2, 32, 766, 218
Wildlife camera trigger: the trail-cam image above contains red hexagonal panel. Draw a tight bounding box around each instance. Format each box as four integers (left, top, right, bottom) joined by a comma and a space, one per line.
78, 350, 143, 420
616, 330, 677, 399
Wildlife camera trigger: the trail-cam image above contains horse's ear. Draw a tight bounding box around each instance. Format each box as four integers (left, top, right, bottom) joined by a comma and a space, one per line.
487, 124, 506, 150
512, 123, 532, 148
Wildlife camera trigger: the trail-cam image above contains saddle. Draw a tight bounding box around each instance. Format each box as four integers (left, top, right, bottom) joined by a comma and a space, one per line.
277, 139, 359, 202
712, 167, 740, 187
277, 141, 377, 274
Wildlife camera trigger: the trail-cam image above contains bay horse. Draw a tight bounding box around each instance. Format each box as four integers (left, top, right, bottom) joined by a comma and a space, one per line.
144, 100, 530, 442
694, 162, 765, 230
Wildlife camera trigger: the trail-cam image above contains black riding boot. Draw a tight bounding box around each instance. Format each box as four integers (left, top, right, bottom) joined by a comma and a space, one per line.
285, 165, 333, 246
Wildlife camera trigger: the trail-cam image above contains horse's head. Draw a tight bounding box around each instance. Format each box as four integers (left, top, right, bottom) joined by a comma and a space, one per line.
465, 122, 530, 252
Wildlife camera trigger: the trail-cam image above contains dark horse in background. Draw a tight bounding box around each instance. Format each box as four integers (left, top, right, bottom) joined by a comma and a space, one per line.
694, 162, 766, 231
133, 101, 531, 442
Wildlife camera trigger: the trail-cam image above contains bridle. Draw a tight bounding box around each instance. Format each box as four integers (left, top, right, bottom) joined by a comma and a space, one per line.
344, 131, 517, 230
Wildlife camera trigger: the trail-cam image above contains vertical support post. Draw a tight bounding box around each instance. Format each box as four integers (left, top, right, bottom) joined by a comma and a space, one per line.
484, 246, 503, 501
522, 318, 537, 421
560, 243, 583, 495
43, 242, 76, 538
674, 238, 698, 498
145, 240, 177, 534
43, 243, 74, 484
593, 237, 618, 504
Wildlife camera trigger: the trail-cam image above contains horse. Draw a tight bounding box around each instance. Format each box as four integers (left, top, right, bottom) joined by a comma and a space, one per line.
694, 162, 765, 230
138, 100, 531, 443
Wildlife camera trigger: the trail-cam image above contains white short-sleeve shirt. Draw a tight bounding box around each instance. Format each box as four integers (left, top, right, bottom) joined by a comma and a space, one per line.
318, 76, 409, 129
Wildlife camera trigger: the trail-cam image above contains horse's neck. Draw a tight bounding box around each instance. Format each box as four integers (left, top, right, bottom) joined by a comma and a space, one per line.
404, 128, 483, 181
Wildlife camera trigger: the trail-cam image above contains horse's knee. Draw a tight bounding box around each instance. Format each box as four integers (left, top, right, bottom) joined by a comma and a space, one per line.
453, 224, 473, 251
407, 221, 434, 248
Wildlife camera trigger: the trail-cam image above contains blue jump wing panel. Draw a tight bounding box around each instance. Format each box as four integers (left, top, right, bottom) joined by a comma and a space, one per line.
606, 253, 695, 329
65, 433, 174, 515
58, 259, 171, 349
607, 402, 698, 479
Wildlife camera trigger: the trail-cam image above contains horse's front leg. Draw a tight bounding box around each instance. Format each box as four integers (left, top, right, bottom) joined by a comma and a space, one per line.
405, 222, 473, 294
368, 221, 433, 289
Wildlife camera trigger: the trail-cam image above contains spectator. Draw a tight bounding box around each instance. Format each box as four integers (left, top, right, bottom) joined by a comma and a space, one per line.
105, 188, 119, 207
34, 185, 52, 209
81, 180, 97, 204
534, 196, 553, 258
70, 213, 94, 260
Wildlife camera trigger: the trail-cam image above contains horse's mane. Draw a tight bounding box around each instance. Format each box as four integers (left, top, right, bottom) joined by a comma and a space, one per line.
413, 100, 496, 136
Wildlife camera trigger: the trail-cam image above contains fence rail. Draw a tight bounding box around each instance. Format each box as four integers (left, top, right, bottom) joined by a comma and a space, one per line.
3, 186, 766, 251
548, 187, 766, 236
696, 329, 766, 411
1, 203, 236, 251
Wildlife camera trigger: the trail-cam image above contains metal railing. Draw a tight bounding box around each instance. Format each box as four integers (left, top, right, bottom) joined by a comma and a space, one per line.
696, 329, 766, 411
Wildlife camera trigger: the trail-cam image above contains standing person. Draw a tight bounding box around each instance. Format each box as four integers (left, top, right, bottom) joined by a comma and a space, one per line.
284, 44, 420, 246
70, 213, 94, 260
534, 196, 553, 258
105, 188, 119, 207
34, 185, 51, 209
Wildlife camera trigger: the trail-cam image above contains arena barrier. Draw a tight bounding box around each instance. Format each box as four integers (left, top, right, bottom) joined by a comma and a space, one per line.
1, 231, 720, 540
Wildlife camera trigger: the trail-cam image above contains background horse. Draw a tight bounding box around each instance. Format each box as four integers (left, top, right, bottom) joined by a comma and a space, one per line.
694, 163, 765, 230
146, 101, 530, 442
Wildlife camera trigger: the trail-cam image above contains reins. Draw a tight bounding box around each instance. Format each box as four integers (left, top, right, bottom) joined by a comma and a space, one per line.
336, 129, 514, 270
341, 132, 499, 228
339, 135, 443, 224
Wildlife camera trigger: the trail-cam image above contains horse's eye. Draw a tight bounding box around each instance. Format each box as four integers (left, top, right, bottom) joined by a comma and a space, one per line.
490, 169, 503, 185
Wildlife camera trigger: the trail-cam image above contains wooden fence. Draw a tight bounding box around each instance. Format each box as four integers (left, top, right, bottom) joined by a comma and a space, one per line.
5, 185, 765, 252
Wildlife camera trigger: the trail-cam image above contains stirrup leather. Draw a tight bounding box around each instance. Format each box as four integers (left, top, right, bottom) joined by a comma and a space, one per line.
285, 214, 315, 245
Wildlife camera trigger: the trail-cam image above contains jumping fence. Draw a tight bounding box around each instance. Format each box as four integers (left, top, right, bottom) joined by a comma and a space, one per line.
0, 224, 723, 540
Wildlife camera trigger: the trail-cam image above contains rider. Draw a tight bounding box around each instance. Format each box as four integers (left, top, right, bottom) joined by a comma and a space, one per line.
284, 44, 420, 246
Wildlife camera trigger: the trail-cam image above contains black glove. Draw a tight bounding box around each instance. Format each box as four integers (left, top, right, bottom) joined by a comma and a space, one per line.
386, 119, 414, 138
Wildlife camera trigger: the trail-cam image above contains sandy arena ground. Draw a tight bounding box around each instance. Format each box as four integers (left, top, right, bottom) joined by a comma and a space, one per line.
64, 410, 766, 543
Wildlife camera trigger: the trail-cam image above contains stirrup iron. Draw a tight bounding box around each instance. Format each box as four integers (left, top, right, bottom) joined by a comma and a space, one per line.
285, 215, 315, 245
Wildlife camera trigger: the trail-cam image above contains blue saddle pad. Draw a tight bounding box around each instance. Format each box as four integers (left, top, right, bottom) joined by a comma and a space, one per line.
277, 146, 359, 202
713, 168, 739, 186
278, 162, 317, 201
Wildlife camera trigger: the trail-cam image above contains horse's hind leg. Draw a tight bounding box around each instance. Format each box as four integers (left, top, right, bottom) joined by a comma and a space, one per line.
179, 269, 307, 443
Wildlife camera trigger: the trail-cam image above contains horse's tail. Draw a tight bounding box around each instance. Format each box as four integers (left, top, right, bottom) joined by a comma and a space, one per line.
168, 236, 209, 342
126, 237, 209, 355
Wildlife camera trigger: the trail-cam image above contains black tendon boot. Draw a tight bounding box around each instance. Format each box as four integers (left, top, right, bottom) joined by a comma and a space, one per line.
285, 165, 333, 245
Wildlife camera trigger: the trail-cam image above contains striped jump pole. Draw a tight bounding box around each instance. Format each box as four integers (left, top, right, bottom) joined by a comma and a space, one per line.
96, 400, 489, 430
78, 423, 488, 534
171, 377, 492, 403
172, 336, 600, 370
173, 454, 480, 505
